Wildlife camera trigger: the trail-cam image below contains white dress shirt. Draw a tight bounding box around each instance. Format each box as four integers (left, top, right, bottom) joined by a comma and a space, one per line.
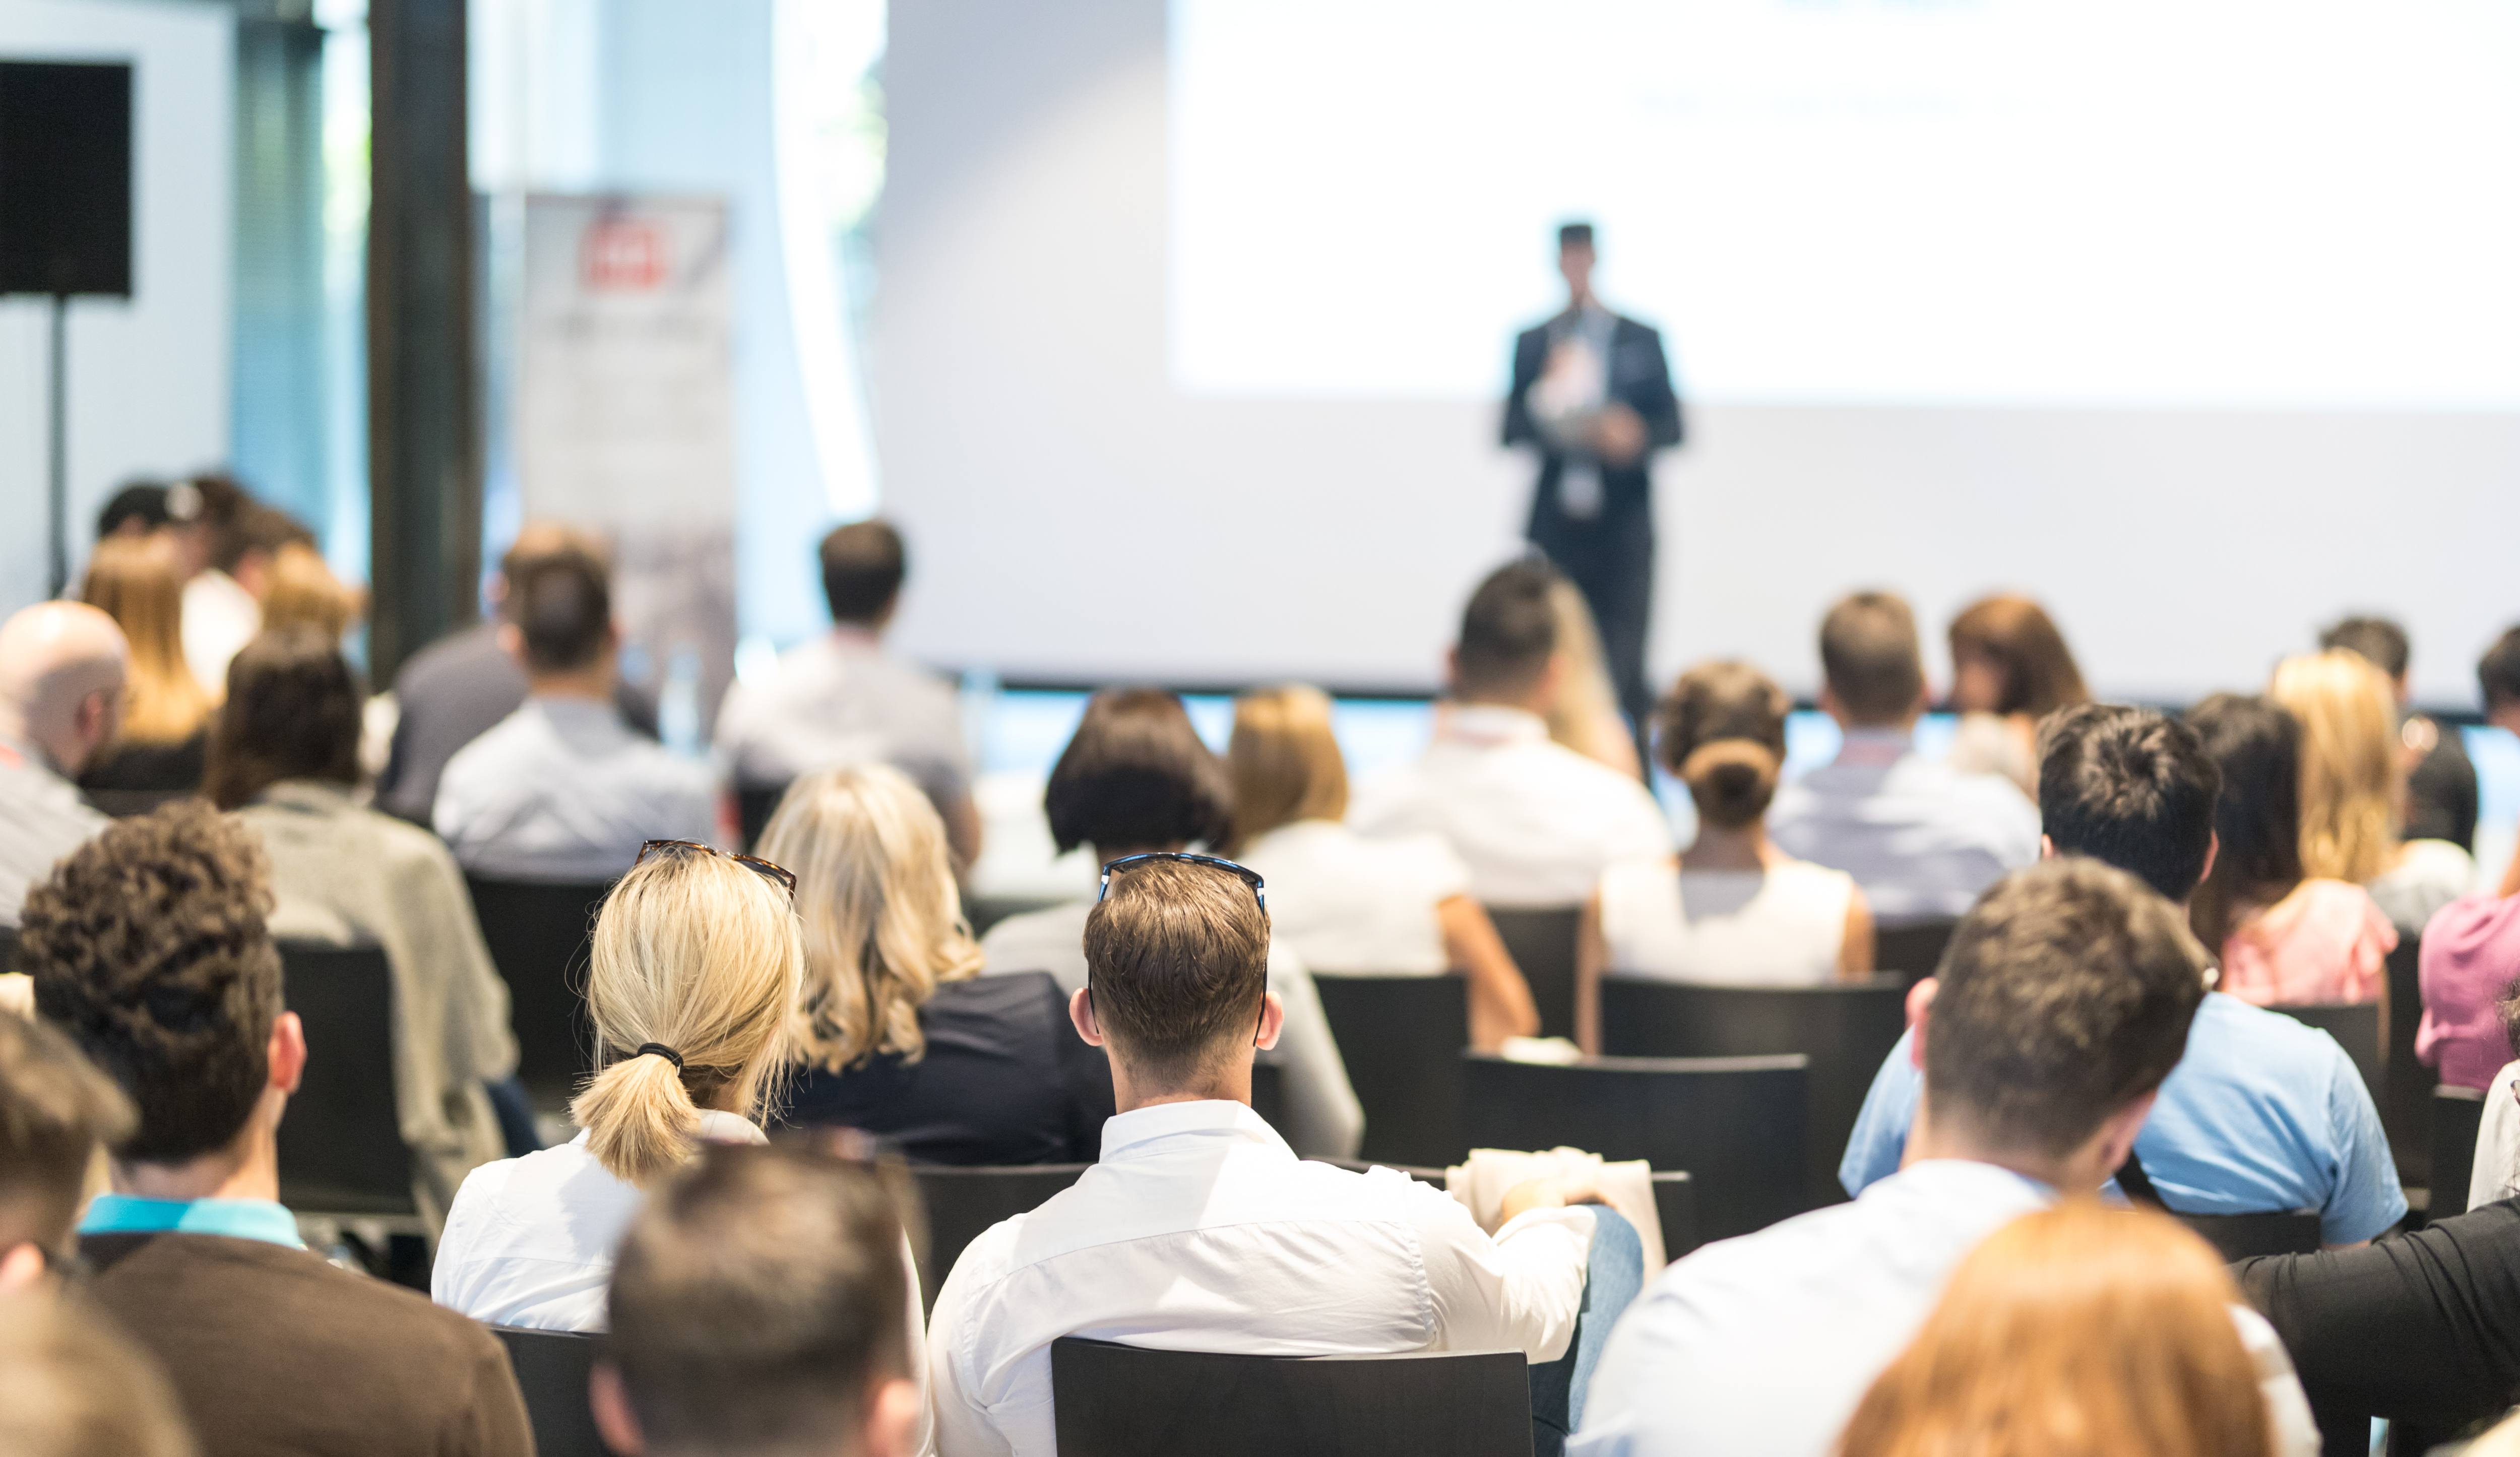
927, 1100, 1595, 1457
1598, 855, 1854, 986
433, 694, 720, 881
0, 737, 107, 926
713, 630, 972, 811
1239, 818, 1470, 975
1571, 1159, 2317, 1457
1347, 705, 1673, 908
978, 901, 1364, 1159
1765, 728, 2041, 925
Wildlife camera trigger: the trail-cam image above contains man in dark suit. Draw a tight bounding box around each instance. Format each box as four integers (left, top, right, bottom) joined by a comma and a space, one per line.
1503, 223, 1683, 753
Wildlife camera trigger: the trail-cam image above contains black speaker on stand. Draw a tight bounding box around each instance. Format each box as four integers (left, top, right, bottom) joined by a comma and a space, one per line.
0, 60, 134, 598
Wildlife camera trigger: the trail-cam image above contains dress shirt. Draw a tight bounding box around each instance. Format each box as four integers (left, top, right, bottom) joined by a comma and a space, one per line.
2419, 893, 2520, 1091
1840, 994, 2405, 1244
1572, 1159, 2317, 1457
0, 737, 107, 925
181, 567, 260, 692
713, 630, 972, 812
81, 1193, 306, 1248
375, 622, 660, 824
2466, 1060, 2520, 1209
1347, 705, 1673, 908
1238, 818, 1470, 975
927, 1099, 1596, 1457
2220, 879, 2395, 1007
979, 901, 1363, 1159
1598, 855, 1854, 986
1765, 728, 2041, 925
433, 694, 719, 881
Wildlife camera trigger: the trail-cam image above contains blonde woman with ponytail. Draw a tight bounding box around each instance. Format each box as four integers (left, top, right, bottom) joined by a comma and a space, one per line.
1577, 662, 1875, 1050
431, 842, 801, 1331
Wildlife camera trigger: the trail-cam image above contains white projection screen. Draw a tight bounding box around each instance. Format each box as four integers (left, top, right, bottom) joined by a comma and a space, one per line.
878, 0, 2520, 705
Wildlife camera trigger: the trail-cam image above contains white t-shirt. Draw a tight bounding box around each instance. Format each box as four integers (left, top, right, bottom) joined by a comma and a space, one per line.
1598, 856, 1855, 987
1238, 819, 1470, 976
2367, 838, 2477, 935
1348, 705, 1673, 908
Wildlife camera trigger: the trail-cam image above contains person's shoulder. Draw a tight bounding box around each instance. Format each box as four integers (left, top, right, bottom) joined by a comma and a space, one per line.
356, 802, 470, 871
393, 623, 501, 695
930, 969, 1067, 1027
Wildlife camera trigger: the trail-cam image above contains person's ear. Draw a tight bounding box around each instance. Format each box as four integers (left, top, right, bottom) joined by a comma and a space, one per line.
1817, 685, 1845, 726
1444, 646, 1462, 695
0, 1241, 49, 1297
1254, 990, 1286, 1053
1533, 653, 1568, 711
1068, 987, 1105, 1048
2039, 834, 2056, 862
2091, 1090, 2158, 1181
1906, 978, 1938, 1068
2196, 831, 2219, 893
862, 1375, 923, 1457
589, 1364, 646, 1455
268, 1011, 307, 1096
495, 623, 526, 663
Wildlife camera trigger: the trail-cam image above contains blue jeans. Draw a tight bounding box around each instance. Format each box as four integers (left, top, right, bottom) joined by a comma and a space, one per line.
1529, 1206, 1646, 1457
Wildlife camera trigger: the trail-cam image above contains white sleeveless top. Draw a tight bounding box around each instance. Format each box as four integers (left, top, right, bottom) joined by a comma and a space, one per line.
1599, 856, 1855, 986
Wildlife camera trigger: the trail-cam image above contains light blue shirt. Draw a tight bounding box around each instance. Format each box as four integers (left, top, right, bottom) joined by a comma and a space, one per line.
79, 1193, 305, 1249
434, 695, 719, 881
1767, 728, 2041, 925
1839, 992, 2406, 1244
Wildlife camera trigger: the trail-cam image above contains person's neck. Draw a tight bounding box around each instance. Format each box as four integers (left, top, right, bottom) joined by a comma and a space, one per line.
1454, 690, 1551, 720
1680, 820, 1777, 873
527, 668, 613, 704
111, 1121, 280, 1205
831, 619, 888, 645
1907, 1110, 2097, 1196
1112, 1058, 1246, 1116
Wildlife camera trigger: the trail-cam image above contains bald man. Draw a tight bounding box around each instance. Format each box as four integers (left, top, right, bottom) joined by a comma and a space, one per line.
0, 602, 127, 925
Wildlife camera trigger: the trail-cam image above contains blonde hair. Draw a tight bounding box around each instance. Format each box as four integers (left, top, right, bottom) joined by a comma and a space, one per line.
259, 542, 361, 641
1227, 685, 1349, 849
569, 849, 801, 1185
2268, 650, 2399, 884
1545, 579, 1639, 773
754, 765, 984, 1072
79, 534, 212, 743
1839, 1202, 2270, 1457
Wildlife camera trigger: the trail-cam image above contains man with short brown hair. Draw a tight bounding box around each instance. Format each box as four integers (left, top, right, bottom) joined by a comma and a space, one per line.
0, 1014, 132, 1295
929, 853, 1639, 1456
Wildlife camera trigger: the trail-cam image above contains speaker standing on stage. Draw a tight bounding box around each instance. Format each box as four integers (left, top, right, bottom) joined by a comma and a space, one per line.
1503, 222, 1684, 753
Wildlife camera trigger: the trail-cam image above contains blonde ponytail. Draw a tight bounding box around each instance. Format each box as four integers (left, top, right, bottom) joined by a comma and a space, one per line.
572, 1048, 703, 1188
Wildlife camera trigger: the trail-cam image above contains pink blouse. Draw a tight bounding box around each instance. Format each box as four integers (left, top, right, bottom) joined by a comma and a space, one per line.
2219, 879, 2396, 1007
2417, 892, 2520, 1091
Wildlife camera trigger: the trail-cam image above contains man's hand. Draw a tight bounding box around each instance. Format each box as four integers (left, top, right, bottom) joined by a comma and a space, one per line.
1499, 1175, 1605, 1225
1593, 403, 1648, 467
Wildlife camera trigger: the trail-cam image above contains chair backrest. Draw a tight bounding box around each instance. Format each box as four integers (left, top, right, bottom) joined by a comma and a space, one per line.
2175, 1211, 2323, 1261
0, 922, 16, 973
1311, 975, 1469, 1167
2273, 1002, 2384, 1110
466, 876, 613, 1106
1461, 1051, 1806, 1244
2430, 1085, 2489, 1221
1250, 1058, 1288, 1129
912, 1163, 1091, 1312
275, 942, 417, 1217
1050, 1336, 1532, 1457
966, 895, 1069, 940
1481, 906, 1581, 1041
1322, 1158, 1700, 1266
2381, 935, 2431, 1188
735, 783, 788, 852
489, 1324, 615, 1457
1600, 976, 1906, 1212
1872, 918, 1960, 987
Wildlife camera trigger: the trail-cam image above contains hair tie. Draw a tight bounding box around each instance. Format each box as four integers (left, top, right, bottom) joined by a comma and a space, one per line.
635, 1043, 684, 1071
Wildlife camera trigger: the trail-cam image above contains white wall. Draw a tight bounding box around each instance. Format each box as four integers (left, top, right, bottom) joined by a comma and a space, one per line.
0, 0, 231, 615
879, 0, 2520, 708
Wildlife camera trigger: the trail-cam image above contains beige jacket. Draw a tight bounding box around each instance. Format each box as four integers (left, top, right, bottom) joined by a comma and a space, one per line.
235, 781, 518, 1227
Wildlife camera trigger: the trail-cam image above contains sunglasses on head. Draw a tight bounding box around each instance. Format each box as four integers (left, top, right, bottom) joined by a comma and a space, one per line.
635, 839, 799, 902
1096, 851, 1267, 912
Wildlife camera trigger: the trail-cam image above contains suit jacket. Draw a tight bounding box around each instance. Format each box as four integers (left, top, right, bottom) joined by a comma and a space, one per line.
1502, 310, 1684, 528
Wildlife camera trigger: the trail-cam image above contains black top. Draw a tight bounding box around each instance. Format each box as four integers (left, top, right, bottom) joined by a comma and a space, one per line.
2404, 717, 2479, 850
781, 970, 1115, 1165
1501, 309, 1684, 528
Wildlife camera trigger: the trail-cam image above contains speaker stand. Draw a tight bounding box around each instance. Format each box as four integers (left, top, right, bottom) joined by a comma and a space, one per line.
46, 293, 68, 600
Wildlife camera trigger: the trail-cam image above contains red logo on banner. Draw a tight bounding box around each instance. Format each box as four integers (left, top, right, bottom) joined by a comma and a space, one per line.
582, 218, 669, 290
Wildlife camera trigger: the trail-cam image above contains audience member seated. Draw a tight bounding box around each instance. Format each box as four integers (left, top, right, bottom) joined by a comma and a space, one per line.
1768, 591, 2040, 924
2271, 650, 2475, 935
0, 1012, 133, 1297
0, 1294, 195, 1457
2486, 628, 2520, 900
1941, 593, 2089, 798
1228, 684, 1539, 1050
2418, 856, 2520, 1092
1838, 1203, 2291, 1457
76, 535, 214, 800
96, 479, 173, 542
258, 539, 364, 644
1578, 663, 1873, 1052
593, 1144, 927, 1457
433, 545, 717, 880
434, 840, 799, 1329
22, 803, 534, 1457
2461, 995, 2520, 1208
1349, 559, 1672, 906
174, 475, 265, 693
760, 765, 1115, 1160
1574, 859, 2315, 1457
0, 603, 123, 925
930, 855, 1638, 1457
714, 520, 980, 864
2187, 694, 2394, 1006
1840, 705, 2403, 1245
1543, 577, 1644, 778
980, 688, 1362, 1157
210, 627, 518, 1218
2323, 614, 2478, 851
374, 524, 660, 825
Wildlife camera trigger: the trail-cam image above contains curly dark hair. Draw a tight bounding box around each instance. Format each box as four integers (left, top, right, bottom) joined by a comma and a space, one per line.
23, 801, 283, 1163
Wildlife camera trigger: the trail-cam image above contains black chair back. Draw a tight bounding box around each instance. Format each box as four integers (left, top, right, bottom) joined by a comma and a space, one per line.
1482, 906, 1581, 1041
489, 1325, 615, 1457
1051, 1336, 1532, 1457
912, 1163, 1091, 1312
1312, 975, 1468, 1167
1250, 1058, 1288, 1129
1322, 1159, 1699, 1268
1873, 919, 1959, 987
0, 922, 16, 973
966, 895, 1069, 939
2431, 1086, 2489, 1221
2382, 936, 2432, 1188
466, 877, 613, 1107
275, 943, 417, 1217
2273, 1002, 2384, 1110
1600, 976, 1905, 1211
1462, 1051, 1806, 1245
735, 783, 788, 851
2175, 1211, 2322, 1260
